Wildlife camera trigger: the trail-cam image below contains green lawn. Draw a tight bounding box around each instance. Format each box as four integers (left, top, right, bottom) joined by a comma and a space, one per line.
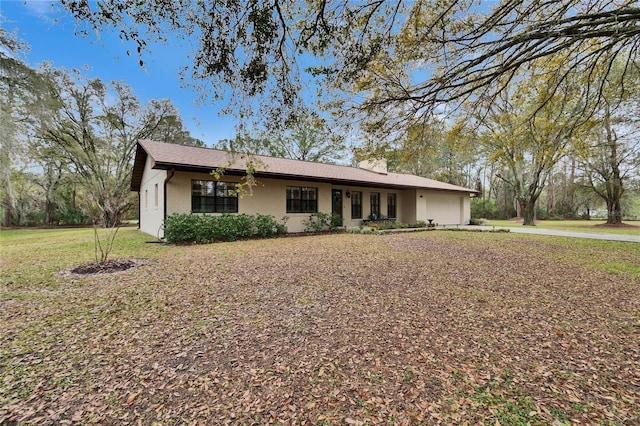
1, 228, 639, 425
485, 218, 640, 235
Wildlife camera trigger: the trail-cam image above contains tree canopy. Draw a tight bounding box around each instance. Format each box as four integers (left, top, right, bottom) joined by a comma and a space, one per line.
217, 113, 346, 163
1, 26, 203, 227
59, 0, 640, 128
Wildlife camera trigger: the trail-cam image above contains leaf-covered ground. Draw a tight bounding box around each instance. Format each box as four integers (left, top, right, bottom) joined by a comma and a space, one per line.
1, 230, 639, 425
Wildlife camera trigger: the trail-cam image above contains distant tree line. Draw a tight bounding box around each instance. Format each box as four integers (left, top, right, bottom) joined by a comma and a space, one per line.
5, 1, 640, 226
1, 28, 203, 228
56, 0, 640, 225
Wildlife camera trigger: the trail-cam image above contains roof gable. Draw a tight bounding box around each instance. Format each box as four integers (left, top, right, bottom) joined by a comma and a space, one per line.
130, 139, 479, 194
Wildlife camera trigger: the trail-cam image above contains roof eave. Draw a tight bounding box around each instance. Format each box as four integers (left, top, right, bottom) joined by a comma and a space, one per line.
149, 161, 478, 193
130, 143, 148, 192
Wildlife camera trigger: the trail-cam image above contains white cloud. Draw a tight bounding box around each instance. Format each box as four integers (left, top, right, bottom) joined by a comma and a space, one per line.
21, 0, 56, 18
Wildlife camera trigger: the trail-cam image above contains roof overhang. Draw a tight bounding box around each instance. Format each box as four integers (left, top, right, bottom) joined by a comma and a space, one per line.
130, 140, 481, 195
148, 161, 479, 193
130, 143, 147, 192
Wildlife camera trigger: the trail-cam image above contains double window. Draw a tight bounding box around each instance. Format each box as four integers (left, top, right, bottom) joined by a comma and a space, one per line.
351, 191, 362, 219
286, 186, 318, 213
370, 192, 380, 218
191, 180, 238, 213
387, 193, 397, 218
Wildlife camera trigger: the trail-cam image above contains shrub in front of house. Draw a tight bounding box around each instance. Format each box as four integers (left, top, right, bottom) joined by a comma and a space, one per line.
346, 226, 379, 234
409, 220, 427, 228
255, 214, 288, 237
303, 212, 341, 232
164, 213, 201, 243
163, 213, 288, 244
468, 218, 486, 225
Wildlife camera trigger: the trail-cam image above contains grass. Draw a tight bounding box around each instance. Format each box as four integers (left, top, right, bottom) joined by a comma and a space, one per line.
0, 228, 167, 290
484, 219, 640, 235
1, 228, 639, 425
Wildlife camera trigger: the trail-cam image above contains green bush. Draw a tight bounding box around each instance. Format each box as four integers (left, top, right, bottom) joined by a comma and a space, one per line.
163, 213, 287, 244
213, 213, 240, 242
56, 207, 91, 225
255, 214, 282, 237
346, 226, 378, 234
471, 198, 498, 219
303, 212, 340, 232
275, 216, 289, 234
164, 213, 200, 243
410, 220, 427, 228
234, 214, 257, 238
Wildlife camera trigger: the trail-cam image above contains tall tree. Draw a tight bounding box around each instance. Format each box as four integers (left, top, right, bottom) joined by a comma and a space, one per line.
571, 56, 640, 224
379, 119, 447, 178
30, 140, 68, 226
0, 27, 50, 226
478, 59, 583, 225
217, 113, 346, 163
148, 114, 205, 147
361, 118, 478, 187
36, 67, 195, 226
577, 100, 640, 224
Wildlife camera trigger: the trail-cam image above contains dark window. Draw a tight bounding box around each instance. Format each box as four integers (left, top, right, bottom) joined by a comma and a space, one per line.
351, 191, 362, 219
370, 192, 380, 218
191, 180, 238, 213
286, 186, 318, 213
387, 193, 397, 218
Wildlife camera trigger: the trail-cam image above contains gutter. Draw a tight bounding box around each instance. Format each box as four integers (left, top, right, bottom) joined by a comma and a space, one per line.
163, 168, 176, 235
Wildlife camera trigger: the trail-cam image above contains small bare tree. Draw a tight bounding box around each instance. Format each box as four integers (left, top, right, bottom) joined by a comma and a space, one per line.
82, 178, 130, 263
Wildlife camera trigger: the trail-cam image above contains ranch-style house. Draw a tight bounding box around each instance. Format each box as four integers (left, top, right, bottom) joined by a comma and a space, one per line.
130, 139, 479, 238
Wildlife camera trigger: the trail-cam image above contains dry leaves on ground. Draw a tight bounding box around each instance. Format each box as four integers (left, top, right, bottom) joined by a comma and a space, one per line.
1, 231, 638, 425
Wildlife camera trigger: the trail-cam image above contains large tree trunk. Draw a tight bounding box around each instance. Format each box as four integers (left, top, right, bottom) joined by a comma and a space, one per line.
521, 198, 536, 226
103, 210, 120, 228
606, 198, 622, 225
603, 103, 623, 225
3, 200, 11, 227
44, 199, 55, 226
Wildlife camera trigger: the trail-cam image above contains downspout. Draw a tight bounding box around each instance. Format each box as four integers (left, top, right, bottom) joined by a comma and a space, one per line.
137, 191, 141, 230
163, 169, 176, 237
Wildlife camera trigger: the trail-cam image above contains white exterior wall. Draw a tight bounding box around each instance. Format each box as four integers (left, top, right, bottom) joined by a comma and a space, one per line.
417, 190, 471, 225
461, 195, 471, 224
137, 166, 472, 237
166, 172, 332, 233
138, 156, 166, 238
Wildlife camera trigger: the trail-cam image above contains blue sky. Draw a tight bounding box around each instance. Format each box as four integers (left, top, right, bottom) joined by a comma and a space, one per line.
2, 0, 237, 146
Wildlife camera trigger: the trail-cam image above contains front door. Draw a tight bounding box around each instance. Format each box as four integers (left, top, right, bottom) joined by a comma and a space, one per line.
332, 189, 343, 226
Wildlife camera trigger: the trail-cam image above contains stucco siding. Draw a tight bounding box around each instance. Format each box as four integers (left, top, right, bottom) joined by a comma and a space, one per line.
401, 189, 417, 225
461, 195, 471, 224
420, 190, 469, 225
138, 165, 471, 237
165, 171, 333, 233
164, 172, 416, 233
139, 156, 166, 237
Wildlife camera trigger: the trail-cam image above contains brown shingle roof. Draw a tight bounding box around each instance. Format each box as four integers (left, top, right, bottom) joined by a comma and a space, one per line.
131, 139, 479, 194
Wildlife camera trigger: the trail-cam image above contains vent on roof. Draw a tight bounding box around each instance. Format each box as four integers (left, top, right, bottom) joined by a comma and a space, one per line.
357, 158, 388, 174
